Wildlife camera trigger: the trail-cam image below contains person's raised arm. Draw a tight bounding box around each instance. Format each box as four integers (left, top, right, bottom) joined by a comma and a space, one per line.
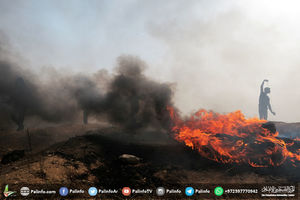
261, 79, 268, 93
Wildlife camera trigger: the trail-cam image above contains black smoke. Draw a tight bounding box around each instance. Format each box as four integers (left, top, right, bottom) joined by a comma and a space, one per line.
70, 55, 174, 131
0, 60, 79, 126
0, 46, 174, 132
101, 56, 173, 131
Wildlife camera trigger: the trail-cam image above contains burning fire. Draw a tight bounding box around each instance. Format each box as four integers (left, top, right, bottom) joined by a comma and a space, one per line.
168, 107, 300, 167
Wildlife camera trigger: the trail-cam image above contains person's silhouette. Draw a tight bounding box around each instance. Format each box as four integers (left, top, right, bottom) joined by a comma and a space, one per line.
11, 77, 26, 131
259, 79, 276, 120
83, 110, 88, 124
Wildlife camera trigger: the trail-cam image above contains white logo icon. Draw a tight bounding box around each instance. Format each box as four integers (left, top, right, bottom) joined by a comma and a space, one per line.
20, 187, 30, 196
156, 187, 165, 196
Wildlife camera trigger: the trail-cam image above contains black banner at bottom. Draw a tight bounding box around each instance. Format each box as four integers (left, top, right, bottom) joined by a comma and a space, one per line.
0, 183, 298, 199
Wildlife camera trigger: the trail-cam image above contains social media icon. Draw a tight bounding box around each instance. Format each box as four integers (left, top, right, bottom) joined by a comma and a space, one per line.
20, 187, 30, 196
59, 187, 69, 196
122, 187, 131, 196
156, 187, 165, 196
214, 186, 223, 196
88, 187, 98, 196
185, 187, 194, 196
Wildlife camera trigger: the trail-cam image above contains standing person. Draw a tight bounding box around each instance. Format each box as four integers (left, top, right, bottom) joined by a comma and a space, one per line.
259, 79, 276, 120
11, 77, 27, 131
83, 110, 88, 124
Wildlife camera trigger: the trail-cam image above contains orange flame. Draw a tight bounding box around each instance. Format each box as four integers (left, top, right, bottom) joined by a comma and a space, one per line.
168, 106, 300, 167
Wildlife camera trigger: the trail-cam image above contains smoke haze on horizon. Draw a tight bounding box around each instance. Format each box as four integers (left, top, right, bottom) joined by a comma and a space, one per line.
1, 0, 300, 122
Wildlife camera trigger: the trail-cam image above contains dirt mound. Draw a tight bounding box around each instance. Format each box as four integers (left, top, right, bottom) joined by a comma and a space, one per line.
1, 129, 297, 186
274, 121, 300, 138
0, 124, 298, 199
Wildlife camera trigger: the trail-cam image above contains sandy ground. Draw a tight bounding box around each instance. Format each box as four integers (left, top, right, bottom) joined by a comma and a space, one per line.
0, 122, 299, 199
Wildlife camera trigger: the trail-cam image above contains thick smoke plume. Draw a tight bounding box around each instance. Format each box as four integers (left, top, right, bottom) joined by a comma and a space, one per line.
0, 45, 174, 131
0, 60, 79, 125
70, 56, 174, 131
102, 56, 173, 131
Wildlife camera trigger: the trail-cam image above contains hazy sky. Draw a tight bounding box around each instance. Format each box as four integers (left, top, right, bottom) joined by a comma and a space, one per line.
1, 0, 300, 122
